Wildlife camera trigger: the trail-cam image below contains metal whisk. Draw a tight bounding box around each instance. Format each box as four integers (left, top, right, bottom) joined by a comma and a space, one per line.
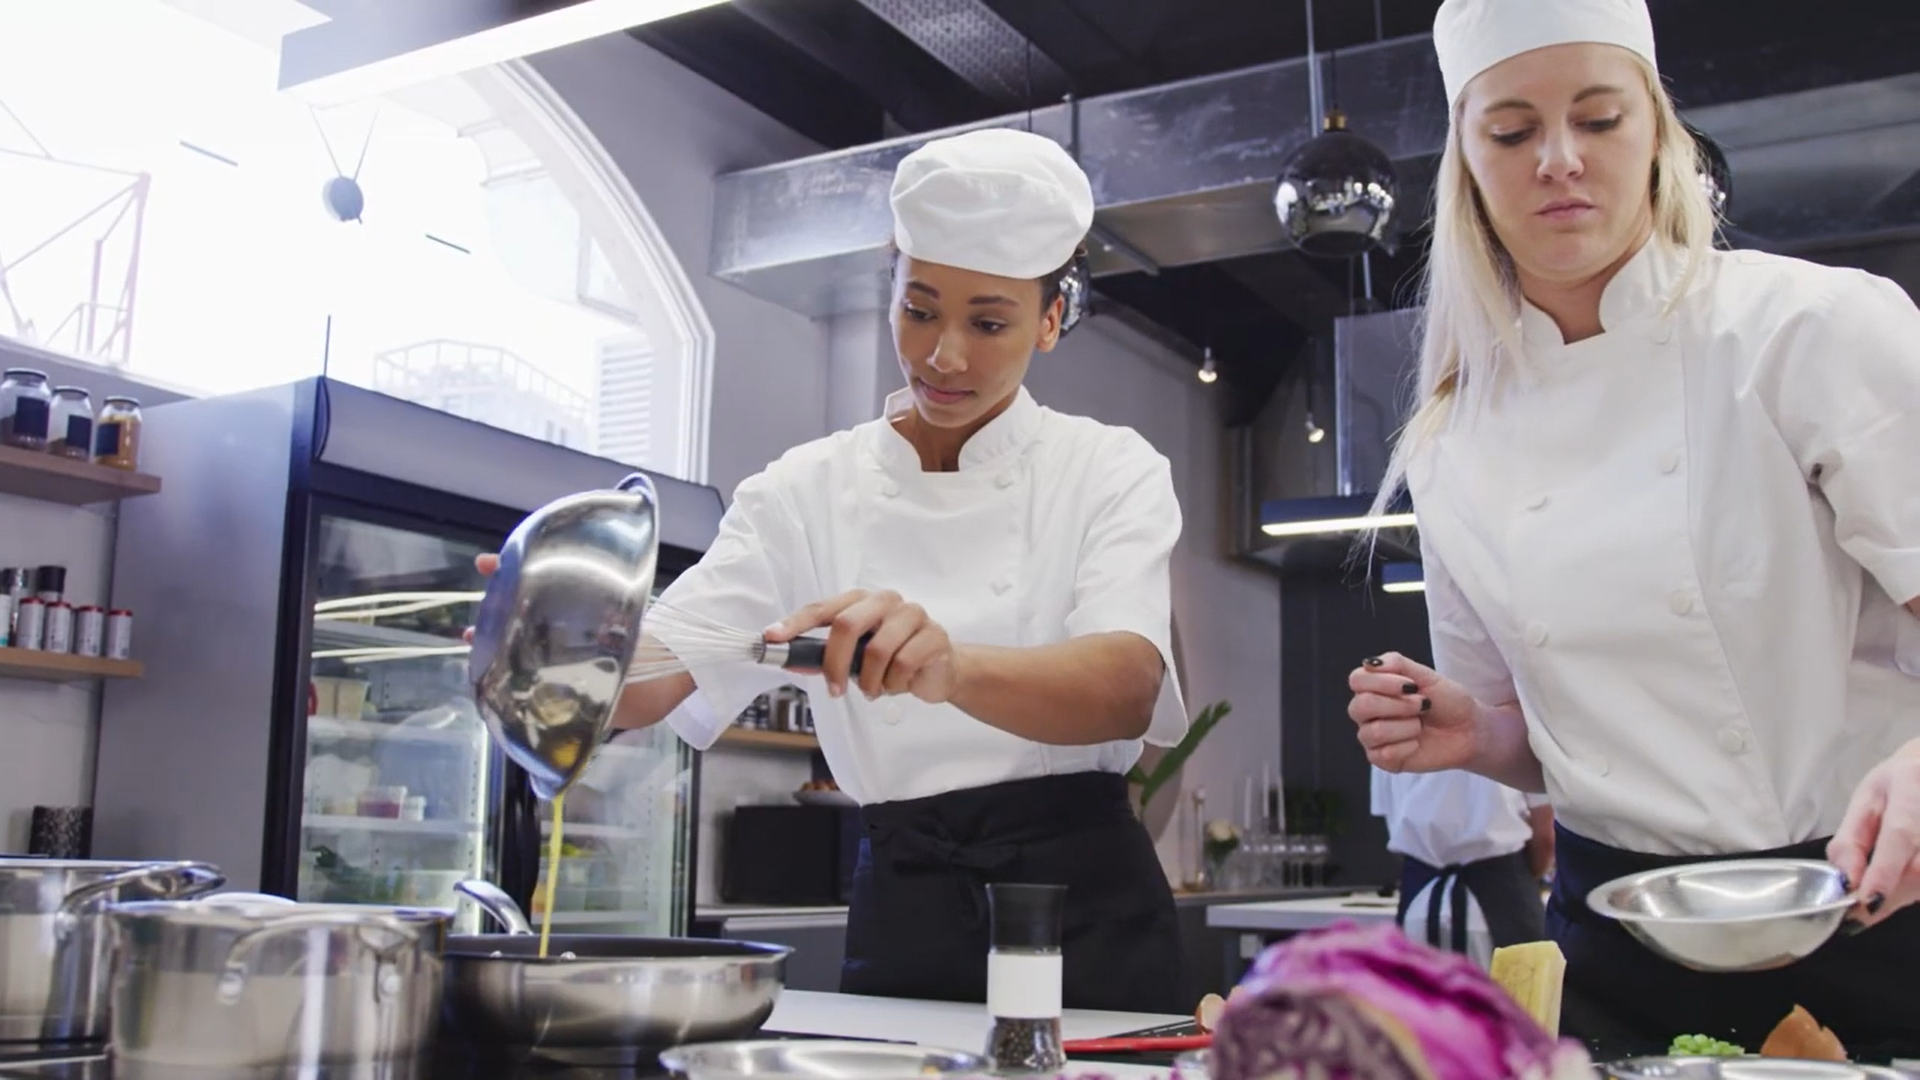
627, 599, 869, 686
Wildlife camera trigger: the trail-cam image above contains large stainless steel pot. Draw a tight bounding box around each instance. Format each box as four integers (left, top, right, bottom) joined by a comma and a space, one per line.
0, 859, 224, 1045
104, 898, 450, 1077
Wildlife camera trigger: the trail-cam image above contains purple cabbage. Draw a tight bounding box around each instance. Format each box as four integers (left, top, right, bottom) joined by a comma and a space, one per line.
1210, 921, 1592, 1080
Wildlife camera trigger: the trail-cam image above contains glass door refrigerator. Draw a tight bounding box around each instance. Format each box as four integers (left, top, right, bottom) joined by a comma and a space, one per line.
92, 377, 723, 936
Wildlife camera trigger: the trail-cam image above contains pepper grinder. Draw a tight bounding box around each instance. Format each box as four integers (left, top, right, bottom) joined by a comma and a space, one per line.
984, 882, 1067, 1073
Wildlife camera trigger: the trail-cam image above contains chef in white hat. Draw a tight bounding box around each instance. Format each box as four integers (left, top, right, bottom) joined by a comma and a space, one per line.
1345, 0, 1920, 1051
546, 126, 1190, 1011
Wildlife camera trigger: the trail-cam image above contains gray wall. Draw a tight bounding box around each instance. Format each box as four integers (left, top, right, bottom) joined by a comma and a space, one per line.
530, 33, 832, 498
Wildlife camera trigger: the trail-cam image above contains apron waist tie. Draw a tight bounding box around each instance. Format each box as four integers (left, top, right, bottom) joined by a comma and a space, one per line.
868, 822, 1020, 928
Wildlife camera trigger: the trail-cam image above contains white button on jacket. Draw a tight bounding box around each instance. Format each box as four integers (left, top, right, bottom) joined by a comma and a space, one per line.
653, 387, 1189, 806
1411, 241, 1920, 856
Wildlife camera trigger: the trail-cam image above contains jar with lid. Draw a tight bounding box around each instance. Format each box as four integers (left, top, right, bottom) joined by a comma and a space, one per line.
0, 369, 54, 451
94, 397, 142, 471
48, 387, 94, 460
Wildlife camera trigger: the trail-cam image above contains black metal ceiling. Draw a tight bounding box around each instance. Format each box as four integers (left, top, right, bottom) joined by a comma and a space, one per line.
635, 0, 1920, 422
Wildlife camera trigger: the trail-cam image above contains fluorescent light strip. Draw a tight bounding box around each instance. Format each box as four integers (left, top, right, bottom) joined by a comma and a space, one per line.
1381, 580, 1427, 594
1259, 512, 1417, 538
287, 0, 732, 106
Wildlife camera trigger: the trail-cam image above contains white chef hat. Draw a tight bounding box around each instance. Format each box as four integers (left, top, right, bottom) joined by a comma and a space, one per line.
1432, 0, 1658, 105
890, 128, 1094, 281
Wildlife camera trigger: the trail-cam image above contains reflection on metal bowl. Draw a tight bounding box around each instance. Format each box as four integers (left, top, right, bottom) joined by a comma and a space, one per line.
659, 1040, 989, 1080
1587, 859, 1854, 973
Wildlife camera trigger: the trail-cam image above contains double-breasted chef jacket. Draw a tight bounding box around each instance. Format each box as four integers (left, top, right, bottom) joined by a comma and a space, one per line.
1411, 237, 1920, 1048
656, 384, 1188, 788
1413, 239, 1920, 857
1372, 767, 1547, 967
652, 385, 1193, 1013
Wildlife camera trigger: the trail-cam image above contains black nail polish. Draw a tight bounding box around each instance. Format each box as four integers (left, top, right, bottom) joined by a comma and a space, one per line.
1840, 917, 1867, 937
1420, 697, 1432, 712
1866, 893, 1885, 915
1363, 657, 1383, 667
1403, 682, 1419, 694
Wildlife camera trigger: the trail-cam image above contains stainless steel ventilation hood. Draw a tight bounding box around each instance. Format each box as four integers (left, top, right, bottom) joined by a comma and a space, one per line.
709, 38, 1920, 320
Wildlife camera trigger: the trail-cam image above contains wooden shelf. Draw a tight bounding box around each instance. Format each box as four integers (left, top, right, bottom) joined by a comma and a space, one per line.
0, 442, 160, 505
0, 648, 142, 683
715, 728, 819, 752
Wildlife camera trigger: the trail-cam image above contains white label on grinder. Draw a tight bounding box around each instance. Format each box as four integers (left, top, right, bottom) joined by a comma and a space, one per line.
987, 952, 1061, 1019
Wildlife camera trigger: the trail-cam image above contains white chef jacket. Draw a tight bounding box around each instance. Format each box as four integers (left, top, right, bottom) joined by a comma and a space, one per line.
1371, 768, 1544, 971
1371, 767, 1539, 870
1411, 238, 1920, 856
653, 386, 1189, 805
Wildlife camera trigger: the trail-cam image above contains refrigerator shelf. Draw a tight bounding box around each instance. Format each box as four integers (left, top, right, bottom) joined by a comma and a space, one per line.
307, 714, 481, 748
537, 910, 654, 927
538, 820, 650, 841
303, 814, 481, 837
311, 618, 467, 654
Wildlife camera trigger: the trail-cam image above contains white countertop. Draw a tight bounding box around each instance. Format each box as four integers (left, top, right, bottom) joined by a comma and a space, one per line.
763, 989, 1187, 1078
1206, 891, 1401, 932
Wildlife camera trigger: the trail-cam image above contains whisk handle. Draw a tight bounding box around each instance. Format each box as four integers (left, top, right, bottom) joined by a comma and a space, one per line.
780, 633, 871, 676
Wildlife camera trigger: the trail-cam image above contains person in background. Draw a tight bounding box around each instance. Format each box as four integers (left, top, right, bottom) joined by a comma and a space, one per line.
1345, 0, 1920, 1049
486, 127, 1191, 1013
1372, 767, 1551, 970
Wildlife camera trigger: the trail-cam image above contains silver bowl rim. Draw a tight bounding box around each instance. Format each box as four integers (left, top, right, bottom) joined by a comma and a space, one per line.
657, 1039, 990, 1070
1587, 858, 1856, 926
442, 935, 795, 966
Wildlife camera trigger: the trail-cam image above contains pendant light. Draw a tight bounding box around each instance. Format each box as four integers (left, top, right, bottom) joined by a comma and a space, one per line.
1272, 0, 1399, 258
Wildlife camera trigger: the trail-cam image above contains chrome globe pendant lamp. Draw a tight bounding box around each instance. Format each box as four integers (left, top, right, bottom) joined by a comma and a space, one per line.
1272, 0, 1399, 258
1686, 120, 1733, 219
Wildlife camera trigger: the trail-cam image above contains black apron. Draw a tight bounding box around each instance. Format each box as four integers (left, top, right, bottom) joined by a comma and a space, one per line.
1549, 823, 1920, 1056
839, 770, 1186, 1014
1398, 849, 1545, 954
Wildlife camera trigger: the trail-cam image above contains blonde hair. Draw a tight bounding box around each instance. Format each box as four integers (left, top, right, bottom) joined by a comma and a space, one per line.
1368, 55, 1720, 524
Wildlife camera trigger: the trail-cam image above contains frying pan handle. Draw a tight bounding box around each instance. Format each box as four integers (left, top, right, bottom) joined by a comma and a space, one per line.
780, 634, 871, 676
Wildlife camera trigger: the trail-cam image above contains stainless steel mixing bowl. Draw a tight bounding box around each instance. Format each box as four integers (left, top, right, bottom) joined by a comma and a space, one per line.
1586, 859, 1854, 973
468, 471, 661, 801
659, 1040, 990, 1080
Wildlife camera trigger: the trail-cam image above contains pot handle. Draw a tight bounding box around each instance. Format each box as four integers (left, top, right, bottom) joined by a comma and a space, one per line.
56, 861, 226, 927
216, 912, 431, 1007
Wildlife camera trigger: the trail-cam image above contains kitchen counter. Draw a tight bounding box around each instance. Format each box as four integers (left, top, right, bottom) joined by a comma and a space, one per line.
1206, 890, 1400, 932
765, 990, 1190, 1079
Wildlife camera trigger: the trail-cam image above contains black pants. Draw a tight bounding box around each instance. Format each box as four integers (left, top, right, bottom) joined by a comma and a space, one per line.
1398, 849, 1545, 954
839, 770, 1186, 1014
1550, 824, 1920, 1056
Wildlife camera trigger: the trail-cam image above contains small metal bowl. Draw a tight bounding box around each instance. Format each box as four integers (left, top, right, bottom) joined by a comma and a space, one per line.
1587, 859, 1854, 973
1603, 1057, 1917, 1078
659, 1040, 989, 1080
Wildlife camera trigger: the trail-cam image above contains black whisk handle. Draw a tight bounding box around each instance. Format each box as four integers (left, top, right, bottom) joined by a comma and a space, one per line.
781, 633, 871, 676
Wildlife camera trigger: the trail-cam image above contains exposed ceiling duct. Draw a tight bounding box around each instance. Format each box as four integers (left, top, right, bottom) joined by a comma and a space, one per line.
851, 0, 1075, 108
709, 34, 1920, 320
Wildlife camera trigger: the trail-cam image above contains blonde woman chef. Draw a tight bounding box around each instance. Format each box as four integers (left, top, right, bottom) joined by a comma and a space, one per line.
592, 129, 1186, 1011
1346, 0, 1920, 1050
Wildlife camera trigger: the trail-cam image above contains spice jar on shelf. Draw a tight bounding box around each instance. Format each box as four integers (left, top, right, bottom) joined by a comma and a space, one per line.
48, 387, 94, 461
94, 396, 142, 471
0, 369, 54, 452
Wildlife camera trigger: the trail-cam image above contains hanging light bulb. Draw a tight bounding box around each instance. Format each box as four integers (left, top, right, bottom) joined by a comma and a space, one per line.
1274, 108, 1400, 258
1197, 348, 1219, 384
1305, 412, 1326, 443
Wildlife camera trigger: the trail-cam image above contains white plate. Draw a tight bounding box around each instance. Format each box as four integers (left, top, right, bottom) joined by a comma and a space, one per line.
793, 789, 857, 808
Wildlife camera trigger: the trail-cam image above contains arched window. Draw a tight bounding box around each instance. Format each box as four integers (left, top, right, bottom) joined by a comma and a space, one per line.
0, 1, 713, 482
